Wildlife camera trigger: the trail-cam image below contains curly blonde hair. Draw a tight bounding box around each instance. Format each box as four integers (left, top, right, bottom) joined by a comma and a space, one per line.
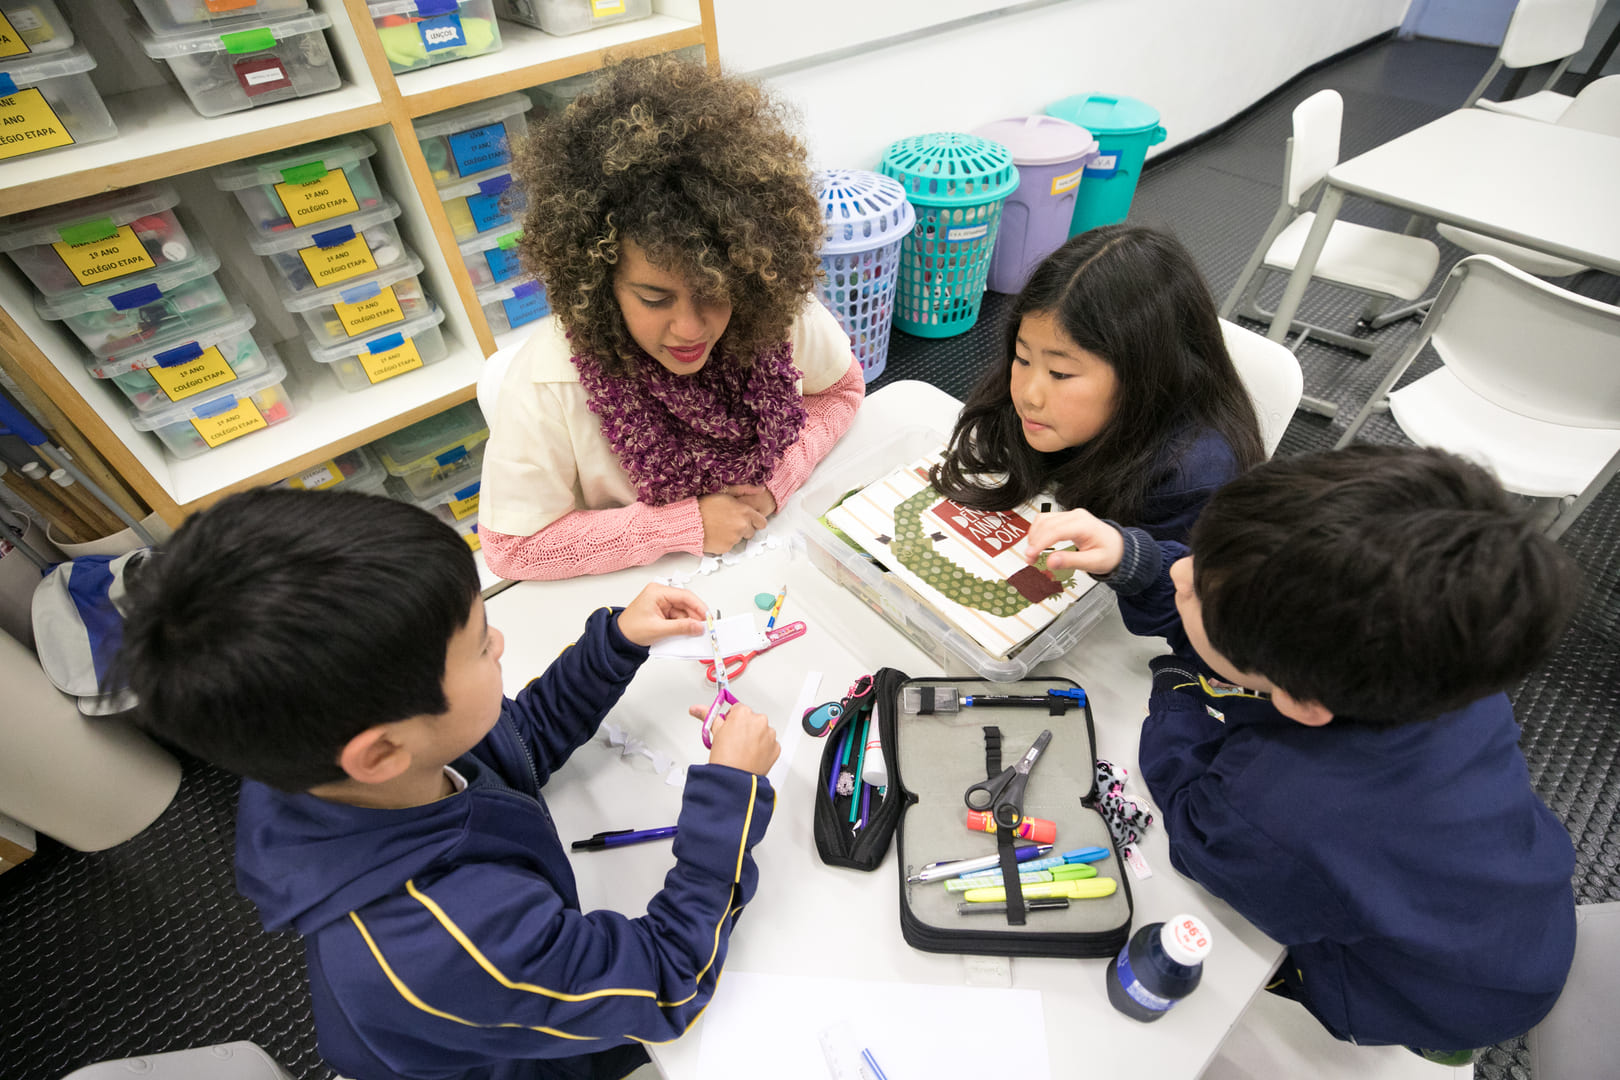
513, 55, 824, 375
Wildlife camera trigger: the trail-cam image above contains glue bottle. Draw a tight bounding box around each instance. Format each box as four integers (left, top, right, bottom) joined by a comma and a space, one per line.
1105, 914, 1211, 1022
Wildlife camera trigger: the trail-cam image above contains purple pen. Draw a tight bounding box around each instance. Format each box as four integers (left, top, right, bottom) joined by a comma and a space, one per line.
571, 826, 678, 851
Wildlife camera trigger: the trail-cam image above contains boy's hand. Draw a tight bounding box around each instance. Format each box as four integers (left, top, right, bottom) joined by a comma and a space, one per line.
616, 584, 708, 647
690, 702, 780, 775
1020, 508, 1125, 576
698, 493, 768, 554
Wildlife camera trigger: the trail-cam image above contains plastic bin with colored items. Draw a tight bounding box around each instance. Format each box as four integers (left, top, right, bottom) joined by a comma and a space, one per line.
276, 445, 388, 494
438, 169, 524, 241
387, 469, 482, 550
0, 45, 115, 160
493, 0, 650, 35
367, 0, 501, 74
130, 0, 309, 36
138, 10, 340, 117
879, 132, 1019, 338
1044, 93, 1165, 235
304, 303, 448, 391
0, 1, 74, 55
415, 92, 531, 186
34, 245, 232, 355
478, 277, 547, 334
458, 225, 523, 288
814, 169, 913, 382
85, 305, 270, 413
372, 400, 488, 498
276, 249, 429, 347
969, 115, 1097, 293
247, 197, 407, 295
0, 183, 197, 297
213, 134, 385, 236
129, 349, 295, 459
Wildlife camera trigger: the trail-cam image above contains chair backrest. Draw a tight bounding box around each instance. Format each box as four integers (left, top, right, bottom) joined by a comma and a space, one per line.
476, 340, 525, 422
1286, 90, 1342, 209
1426, 255, 1620, 430
1559, 74, 1620, 135
1498, 0, 1602, 69
1219, 319, 1303, 457
1527, 901, 1620, 1080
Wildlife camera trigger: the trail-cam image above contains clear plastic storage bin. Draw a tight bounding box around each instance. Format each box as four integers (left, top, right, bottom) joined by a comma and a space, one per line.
85, 305, 270, 413
213, 134, 383, 234
139, 11, 340, 117
277, 445, 387, 493
416, 92, 530, 186
790, 426, 1116, 681
248, 197, 407, 295
528, 68, 596, 114
457, 225, 522, 288
0, 1, 74, 55
35, 245, 232, 355
129, 349, 294, 459
372, 400, 488, 498
438, 170, 523, 241
386, 461, 481, 523
277, 249, 429, 347
0, 45, 115, 160
0, 183, 195, 297
304, 304, 448, 391
493, 0, 650, 35
130, 0, 309, 36
367, 0, 501, 74
478, 277, 548, 334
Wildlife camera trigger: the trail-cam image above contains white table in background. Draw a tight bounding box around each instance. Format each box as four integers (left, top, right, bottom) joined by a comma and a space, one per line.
485, 382, 1284, 1079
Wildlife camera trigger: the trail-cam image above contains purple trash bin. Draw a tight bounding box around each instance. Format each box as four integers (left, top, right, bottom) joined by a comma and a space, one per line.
970, 115, 1098, 294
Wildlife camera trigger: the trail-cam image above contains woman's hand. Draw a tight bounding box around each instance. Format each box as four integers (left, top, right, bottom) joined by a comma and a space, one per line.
698, 493, 768, 553
690, 701, 780, 775
723, 484, 777, 519
616, 583, 708, 646
1020, 508, 1125, 576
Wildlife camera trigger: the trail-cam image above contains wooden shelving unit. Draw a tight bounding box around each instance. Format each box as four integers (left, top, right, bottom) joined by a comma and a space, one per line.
0, 0, 718, 526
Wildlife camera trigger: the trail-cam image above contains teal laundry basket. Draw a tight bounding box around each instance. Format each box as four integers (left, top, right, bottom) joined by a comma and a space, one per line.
1044, 93, 1166, 235
879, 133, 1019, 338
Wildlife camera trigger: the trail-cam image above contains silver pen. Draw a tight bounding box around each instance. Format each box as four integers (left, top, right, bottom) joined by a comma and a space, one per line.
907, 844, 1053, 884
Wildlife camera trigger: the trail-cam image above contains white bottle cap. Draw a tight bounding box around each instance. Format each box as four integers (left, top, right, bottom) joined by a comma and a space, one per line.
1160, 914, 1213, 965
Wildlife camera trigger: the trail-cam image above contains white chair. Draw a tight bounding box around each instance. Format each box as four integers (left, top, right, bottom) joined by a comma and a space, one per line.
1465, 0, 1603, 122
1526, 901, 1620, 1080
62, 1042, 293, 1079
476, 340, 525, 421
1335, 255, 1620, 540
1219, 318, 1303, 458
1557, 72, 1620, 133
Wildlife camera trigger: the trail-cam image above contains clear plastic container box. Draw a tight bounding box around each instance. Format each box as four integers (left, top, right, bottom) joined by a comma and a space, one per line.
129, 348, 294, 459
0, 1, 75, 54
790, 426, 1116, 681
372, 400, 488, 498
493, 0, 651, 35
438, 169, 523, 241
385, 460, 481, 523
367, 0, 501, 74
139, 11, 340, 118
0, 45, 116, 160
213, 134, 384, 234
276, 445, 387, 494
276, 249, 429, 347
529, 68, 596, 114
35, 244, 232, 356
247, 197, 406, 295
477, 276, 548, 334
415, 92, 530, 186
130, 0, 309, 36
0, 183, 196, 297
304, 303, 448, 391
85, 305, 270, 413
457, 225, 523, 288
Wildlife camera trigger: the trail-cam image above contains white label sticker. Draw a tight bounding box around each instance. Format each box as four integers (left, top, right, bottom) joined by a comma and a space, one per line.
945, 224, 989, 242
243, 66, 285, 86
295, 464, 338, 490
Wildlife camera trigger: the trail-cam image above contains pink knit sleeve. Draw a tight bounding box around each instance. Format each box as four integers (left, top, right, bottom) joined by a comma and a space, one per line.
765, 356, 866, 511
481, 499, 706, 581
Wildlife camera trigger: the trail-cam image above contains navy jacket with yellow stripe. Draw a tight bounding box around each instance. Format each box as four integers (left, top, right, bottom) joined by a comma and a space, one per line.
235, 607, 773, 1080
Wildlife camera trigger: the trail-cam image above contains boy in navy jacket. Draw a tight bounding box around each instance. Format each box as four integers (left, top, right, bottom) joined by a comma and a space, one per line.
118, 488, 779, 1080
1021, 445, 1578, 1057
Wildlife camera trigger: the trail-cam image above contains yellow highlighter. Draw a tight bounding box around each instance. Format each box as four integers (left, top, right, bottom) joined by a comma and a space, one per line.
962, 877, 1118, 903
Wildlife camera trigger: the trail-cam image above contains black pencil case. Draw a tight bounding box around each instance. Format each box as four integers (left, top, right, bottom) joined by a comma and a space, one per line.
812, 668, 907, 870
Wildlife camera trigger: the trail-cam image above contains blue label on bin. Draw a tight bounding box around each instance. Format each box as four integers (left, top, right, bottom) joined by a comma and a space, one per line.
467, 191, 512, 234
366, 332, 406, 353
454, 480, 481, 501
193, 394, 240, 419
415, 0, 458, 12
110, 283, 163, 311
1085, 150, 1121, 178
502, 287, 550, 329
0, 74, 16, 96
435, 445, 469, 468
312, 224, 357, 249
154, 341, 204, 368
447, 122, 510, 177
418, 12, 466, 52
483, 245, 522, 283
340, 281, 381, 305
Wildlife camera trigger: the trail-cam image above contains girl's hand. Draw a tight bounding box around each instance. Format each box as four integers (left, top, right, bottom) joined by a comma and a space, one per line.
690, 702, 780, 775
723, 484, 776, 519
698, 493, 768, 553
616, 584, 708, 646
1020, 508, 1126, 576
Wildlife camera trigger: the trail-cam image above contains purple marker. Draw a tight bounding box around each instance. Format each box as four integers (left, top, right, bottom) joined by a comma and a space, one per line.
571, 826, 678, 851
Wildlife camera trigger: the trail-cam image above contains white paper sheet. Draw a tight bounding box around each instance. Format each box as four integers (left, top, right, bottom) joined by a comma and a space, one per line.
766, 670, 820, 793
648, 613, 764, 661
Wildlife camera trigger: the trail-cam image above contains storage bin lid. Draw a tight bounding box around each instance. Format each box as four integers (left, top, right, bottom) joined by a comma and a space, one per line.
436, 167, 517, 200
128, 349, 286, 430
414, 91, 532, 140
84, 304, 256, 378
969, 115, 1098, 166
213, 133, 376, 191
1045, 93, 1162, 137
475, 276, 543, 305
0, 42, 95, 87
457, 224, 522, 257
139, 9, 332, 57
879, 133, 1020, 207
34, 240, 221, 319
274, 249, 425, 312
303, 303, 445, 364
815, 170, 916, 255
373, 400, 488, 477
278, 446, 387, 492
246, 197, 402, 255
0, 183, 182, 252
366, 0, 473, 15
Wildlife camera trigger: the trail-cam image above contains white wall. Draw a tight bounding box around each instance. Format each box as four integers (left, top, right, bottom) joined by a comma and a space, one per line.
714, 0, 1412, 171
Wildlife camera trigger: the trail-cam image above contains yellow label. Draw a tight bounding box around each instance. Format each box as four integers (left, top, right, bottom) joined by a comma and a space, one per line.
0, 88, 72, 159
190, 399, 267, 448
298, 234, 378, 288
447, 490, 480, 520
358, 336, 424, 384
0, 12, 30, 58
149, 346, 236, 402
289, 460, 340, 490
1050, 166, 1085, 196
592, 0, 626, 15
463, 529, 481, 552
335, 285, 405, 338
273, 170, 359, 227
53, 225, 157, 286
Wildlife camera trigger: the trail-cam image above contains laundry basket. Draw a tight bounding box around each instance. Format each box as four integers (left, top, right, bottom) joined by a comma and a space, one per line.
879, 133, 1019, 338
814, 169, 915, 381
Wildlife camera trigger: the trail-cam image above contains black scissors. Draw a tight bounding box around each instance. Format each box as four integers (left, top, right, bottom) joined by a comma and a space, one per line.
964, 729, 1052, 829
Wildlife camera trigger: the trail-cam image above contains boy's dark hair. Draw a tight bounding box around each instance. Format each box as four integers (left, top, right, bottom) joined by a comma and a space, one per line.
117, 488, 481, 791
1191, 445, 1579, 723
931, 225, 1265, 523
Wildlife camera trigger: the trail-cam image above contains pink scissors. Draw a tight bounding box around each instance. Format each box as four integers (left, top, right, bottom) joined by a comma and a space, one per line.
702, 621, 808, 683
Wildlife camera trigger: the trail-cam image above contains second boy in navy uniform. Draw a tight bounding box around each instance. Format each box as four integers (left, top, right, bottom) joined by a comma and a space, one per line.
1022, 445, 1578, 1055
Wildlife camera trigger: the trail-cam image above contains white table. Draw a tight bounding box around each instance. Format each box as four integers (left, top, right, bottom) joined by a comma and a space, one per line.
485, 382, 1284, 1079
1268, 107, 1620, 347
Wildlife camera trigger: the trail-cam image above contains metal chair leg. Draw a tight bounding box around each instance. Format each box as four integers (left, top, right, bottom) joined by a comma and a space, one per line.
1360, 298, 1431, 330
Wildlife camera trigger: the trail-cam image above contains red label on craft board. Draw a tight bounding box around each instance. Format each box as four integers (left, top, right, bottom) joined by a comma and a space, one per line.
932, 498, 1032, 558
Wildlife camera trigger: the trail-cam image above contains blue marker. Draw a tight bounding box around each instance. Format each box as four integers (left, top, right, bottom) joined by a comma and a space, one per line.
571, 826, 678, 851
959, 845, 1111, 877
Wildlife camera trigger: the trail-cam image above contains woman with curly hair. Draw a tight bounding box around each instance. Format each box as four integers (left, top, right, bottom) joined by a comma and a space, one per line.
479, 55, 865, 580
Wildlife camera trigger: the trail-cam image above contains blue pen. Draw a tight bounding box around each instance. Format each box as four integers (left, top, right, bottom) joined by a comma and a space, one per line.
571, 826, 678, 851
860, 1048, 889, 1080
959, 845, 1111, 877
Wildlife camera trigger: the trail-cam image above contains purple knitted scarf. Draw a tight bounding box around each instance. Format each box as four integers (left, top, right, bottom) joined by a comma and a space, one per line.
572, 341, 808, 506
